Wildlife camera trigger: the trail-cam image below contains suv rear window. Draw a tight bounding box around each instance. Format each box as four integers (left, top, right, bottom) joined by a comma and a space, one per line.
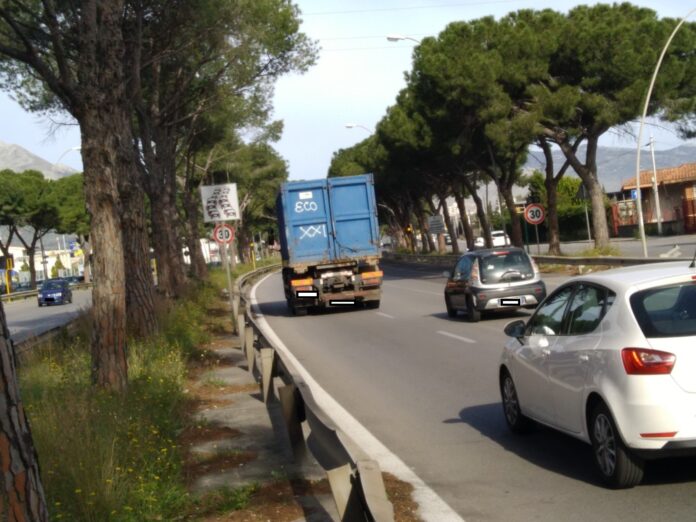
478, 251, 534, 284
630, 283, 696, 337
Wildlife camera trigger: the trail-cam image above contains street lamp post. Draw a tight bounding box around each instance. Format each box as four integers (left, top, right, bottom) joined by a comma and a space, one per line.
386, 34, 421, 44
344, 123, 372, 133
634, 7, 696, 257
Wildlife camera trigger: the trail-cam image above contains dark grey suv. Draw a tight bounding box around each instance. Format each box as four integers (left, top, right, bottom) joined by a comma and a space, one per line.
443, 247, 546, 322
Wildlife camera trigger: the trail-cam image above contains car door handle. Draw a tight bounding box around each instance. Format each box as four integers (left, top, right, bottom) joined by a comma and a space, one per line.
579, 354, 590, 362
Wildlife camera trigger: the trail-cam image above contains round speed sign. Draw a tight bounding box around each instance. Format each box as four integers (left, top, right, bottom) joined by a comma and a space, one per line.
524, 203, 546, 225
213, 223, 235, 244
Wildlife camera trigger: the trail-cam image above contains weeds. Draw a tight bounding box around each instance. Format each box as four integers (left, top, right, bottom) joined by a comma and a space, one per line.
18, 275, 258, 521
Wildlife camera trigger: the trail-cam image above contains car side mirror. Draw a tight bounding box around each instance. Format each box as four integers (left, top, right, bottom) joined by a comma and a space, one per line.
503, 319, 526, 338
442, 271, 451, 279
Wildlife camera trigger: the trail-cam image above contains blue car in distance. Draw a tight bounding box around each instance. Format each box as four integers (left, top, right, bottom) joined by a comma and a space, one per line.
38, 279, 73, 307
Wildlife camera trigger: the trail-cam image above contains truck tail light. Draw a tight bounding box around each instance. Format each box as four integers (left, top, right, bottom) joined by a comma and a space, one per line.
621, 348, 675, 375
291, 278, 313, 287
361, 270, 383, 279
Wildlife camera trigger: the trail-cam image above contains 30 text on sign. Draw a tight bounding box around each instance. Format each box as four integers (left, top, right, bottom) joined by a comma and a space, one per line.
524, 203, 546, 225
213, 223, 235, 244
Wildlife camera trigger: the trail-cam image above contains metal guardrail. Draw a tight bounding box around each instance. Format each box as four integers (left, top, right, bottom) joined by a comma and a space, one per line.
234, 265, 395, 522
383, 251, 686, 268
1, 282, 91, 303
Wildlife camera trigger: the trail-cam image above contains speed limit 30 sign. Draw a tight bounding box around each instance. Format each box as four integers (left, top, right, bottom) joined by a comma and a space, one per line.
213, 223, 235, 244
524, 203, 546, 225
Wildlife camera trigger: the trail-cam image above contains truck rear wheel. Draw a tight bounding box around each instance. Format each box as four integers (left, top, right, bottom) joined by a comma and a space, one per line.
291, 303, 308, 316
365, 300, 380, 310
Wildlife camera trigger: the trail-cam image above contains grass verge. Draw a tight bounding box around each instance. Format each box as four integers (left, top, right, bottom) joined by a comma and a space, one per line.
18, 266, 265, 521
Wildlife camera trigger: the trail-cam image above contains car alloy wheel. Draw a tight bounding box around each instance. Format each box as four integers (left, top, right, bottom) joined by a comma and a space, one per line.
590, 402, 644, 488
500, 371, 531, 433
593, 412, 616, 477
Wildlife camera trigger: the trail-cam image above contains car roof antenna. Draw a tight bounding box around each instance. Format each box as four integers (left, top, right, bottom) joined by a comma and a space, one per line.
690, 248, 696, 269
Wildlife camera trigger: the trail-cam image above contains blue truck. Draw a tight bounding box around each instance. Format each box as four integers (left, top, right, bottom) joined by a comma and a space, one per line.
276, 173, 383, 315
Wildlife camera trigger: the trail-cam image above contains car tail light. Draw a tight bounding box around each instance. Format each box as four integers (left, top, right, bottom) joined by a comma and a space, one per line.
470, 260, 481, 285
621, 348, 676, 375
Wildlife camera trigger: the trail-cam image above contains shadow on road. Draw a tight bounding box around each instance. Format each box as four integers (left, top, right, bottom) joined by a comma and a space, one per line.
429, 309, 532, 323
445, 402, 696, 487
255, 300, 376, 318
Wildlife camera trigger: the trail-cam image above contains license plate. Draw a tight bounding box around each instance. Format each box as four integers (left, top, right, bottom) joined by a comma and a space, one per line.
500, 297, 524, 306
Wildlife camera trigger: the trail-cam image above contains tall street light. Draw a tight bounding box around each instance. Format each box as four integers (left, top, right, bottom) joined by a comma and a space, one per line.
55, 146, 81, 166
634, 7, 696, 257
386, 34, 421, 44
345, 123, 372, 133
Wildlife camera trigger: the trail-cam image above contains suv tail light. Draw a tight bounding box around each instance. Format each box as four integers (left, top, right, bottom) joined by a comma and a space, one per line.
621, 348, 676, 375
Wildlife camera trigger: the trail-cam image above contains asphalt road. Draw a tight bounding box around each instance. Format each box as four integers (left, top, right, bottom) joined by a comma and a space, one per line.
4, 289, 91, 344
255, 261, 696, 522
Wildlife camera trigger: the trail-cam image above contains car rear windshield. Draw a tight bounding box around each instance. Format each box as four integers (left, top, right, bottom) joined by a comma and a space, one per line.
479, 251, 534, 284
42, 281, 64, 290
630, 282, 696, 338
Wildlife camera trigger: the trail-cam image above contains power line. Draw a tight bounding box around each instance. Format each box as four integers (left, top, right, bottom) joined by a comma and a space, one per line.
304, 0, 540, 16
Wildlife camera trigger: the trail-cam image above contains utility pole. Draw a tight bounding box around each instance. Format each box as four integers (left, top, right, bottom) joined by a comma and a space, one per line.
649, 135, 663, 236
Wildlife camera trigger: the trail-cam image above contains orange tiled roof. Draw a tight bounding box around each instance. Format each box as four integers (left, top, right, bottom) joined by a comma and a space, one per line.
622, 163, 696, 190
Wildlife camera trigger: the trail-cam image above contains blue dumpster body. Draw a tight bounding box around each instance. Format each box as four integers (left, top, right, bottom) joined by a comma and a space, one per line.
276, 174, 382, 314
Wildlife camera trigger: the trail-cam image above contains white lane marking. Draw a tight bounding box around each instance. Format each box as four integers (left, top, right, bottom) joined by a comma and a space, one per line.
436, 330, 476, 344
251, 273, 463, 522
382, 282, 442, 296
376, 311, 395, 319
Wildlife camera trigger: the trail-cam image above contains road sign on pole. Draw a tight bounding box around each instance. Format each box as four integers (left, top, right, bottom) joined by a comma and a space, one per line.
213, 223, 235, 244
201, 183, 240, 222
524, 203, 546, 226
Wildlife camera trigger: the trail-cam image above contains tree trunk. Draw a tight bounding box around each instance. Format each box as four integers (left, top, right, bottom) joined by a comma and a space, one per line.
461, 175, 492, 248
558, 135, 610, 250
0, 301, 49, 521
182, 186, 208, 280
453, 190, 474, 251
79, 235, 92, 284
26, 247, 37, 289
118, 155, 157, 339
416, 204, 436, 253
439, 192, 460, 255
80, 111, 129, 391
500, 185, 523, 248
545, 176, 562, 255
145, 139, 188, 298
415, 211, 430, 253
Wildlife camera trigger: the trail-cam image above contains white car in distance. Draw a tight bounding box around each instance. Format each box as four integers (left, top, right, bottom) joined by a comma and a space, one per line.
474, 230, 510, 248
499, 260, 696, 488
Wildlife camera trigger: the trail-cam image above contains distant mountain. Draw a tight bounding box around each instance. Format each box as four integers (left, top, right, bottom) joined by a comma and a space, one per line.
524, 143, 696, 193
0, 139, 77, 180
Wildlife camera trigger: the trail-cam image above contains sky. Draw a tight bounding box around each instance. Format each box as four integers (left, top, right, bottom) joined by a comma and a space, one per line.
0, 0, 692, 179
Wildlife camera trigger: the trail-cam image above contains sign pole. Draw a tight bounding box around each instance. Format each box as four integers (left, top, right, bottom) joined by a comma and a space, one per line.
524, 215, 530, 254
215, 225, 235, 314
535, 224, 541, 254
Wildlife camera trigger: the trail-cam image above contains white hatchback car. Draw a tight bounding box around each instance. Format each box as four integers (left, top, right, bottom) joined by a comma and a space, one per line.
499, 261, 696, 488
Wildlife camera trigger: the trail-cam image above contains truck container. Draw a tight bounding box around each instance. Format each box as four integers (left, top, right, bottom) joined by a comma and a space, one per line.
276, 173, 382, 315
